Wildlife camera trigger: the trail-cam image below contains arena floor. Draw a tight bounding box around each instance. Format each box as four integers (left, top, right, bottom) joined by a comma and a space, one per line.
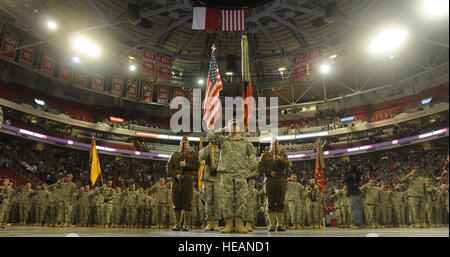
0, 226, 448, 237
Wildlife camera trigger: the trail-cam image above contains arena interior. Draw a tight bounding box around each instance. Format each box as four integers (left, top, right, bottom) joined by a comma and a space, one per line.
0, 0, 449, 238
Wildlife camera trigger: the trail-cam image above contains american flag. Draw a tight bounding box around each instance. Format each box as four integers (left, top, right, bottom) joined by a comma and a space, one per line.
221, 10, 246, 31
203, 50, 223, 130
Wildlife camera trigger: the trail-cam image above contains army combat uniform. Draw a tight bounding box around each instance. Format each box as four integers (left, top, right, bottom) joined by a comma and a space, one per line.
360, 181, 381, 228
305, 180, 324, 229
401, 172, 427, 228
0, 180, 14, 225
56, 177, 77, 227
245, 179, 258, 232
147, 180, 170, 229
199, 144, 221, 231
381, 189, 393, 227
392, 188, 407, 227
286, 177, 305, 229
32, 186, 50, 225
15, 184, 33, 225
258, 147, 290, 231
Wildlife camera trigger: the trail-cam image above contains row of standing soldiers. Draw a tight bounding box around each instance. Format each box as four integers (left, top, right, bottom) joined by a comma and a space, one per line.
0, 175, 206, 228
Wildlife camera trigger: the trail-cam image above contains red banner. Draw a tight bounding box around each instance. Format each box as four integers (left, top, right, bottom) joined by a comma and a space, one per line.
58, 65, 72, 82
74, 71, 88, 88
293, 53, 307, 81
91, 72, 104, 92
18, 43, 35, 67
126, 79, 138, 99
1, 34, 18, 60
141, 49, 157, 76
308, 48, 322, 60
40, 52, 56, 75
157, 86, 169, 104
158, 54, 173, 81
172, 88, 185, 104
141, 83, 153, 102
111, 76, 124, 96
293, 53, 306, 66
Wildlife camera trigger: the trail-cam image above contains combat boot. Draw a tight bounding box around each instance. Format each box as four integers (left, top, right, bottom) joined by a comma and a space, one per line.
204, 221, 214, 231
276, 212, 285, 232
267, 212, 276, 232
246, 222, 253, 232
234, 217, 248, 233
182, 211, 191, 231
221, 218, 234, 233
213, 221, 221, 232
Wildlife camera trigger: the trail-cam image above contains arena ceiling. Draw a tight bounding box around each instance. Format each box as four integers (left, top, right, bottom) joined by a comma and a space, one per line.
0, 0, 448, 107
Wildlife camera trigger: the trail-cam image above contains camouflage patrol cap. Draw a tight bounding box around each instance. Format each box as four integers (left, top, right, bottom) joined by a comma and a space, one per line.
291, 174, 297, 178
130, 184, 136, 188
159, 178, 165, 182
3, 179, 9, 182
42, 183, 47, 187
67, 174, 73, 178
107, 180, 113, 184
309, 179, 315, 184
26, 183, 31, 186
181, 136, 189, 143
369, 179, 375, 184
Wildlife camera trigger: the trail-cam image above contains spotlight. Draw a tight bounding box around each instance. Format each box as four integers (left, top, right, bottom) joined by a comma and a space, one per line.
198, 79, 204, 85
129, 64, 136, 71
389, 55, 395, 59
71, 35, 101, 58
278, 67, 286, 72
226, 71, 234, 76
34, 99, 45, 106
329, 54, 338, 59
72, 56, 81, 63
369, 27, 408, 55
47, 20, 57, 30
421, 0, 449, 17
320, 63, 331, 74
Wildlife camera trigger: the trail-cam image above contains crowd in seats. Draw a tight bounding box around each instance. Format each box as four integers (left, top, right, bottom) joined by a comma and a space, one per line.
409, 83, 449, 109
8, 83, 58, 110
0, 81, 16, 102
0, 136, 166, 189
52, 96, 94, 122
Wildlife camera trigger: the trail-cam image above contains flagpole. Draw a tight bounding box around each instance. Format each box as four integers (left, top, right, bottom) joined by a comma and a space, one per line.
433, 154, 449, 200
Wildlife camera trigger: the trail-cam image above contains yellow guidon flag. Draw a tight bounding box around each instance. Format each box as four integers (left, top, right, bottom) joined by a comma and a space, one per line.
90, 137, 103, 186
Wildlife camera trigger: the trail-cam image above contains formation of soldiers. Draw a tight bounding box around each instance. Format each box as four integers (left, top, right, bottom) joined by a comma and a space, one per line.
0, 121, 448, 231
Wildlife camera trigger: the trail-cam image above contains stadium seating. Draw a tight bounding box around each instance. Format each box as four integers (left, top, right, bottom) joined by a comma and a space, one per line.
0, 81, 16, 102
342, 104, 372, 122
409, 83, 449, 109
370, 96, 412, 122
0, 167, 31, 188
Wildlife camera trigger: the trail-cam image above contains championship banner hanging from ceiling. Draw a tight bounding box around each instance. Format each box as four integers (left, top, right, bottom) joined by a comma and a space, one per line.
58, 65, 72, 82
141, 48, 157, 76
172, 88, 185, 105
18, 43, 35, 67
74, 71, 88, 88
293, 53, 307, 81
91, 72, 105, 92
141, 83, 153, 102
1, 34, 18, 60
40, 52, 56, 75
111, 76, 124, 96
157, 86, 169, 103
126, 79, 138, 99
293, 48, 322, 79
158, 54, 173, 81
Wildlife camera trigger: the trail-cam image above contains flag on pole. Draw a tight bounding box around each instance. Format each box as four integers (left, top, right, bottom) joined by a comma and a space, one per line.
315, 140, 325, 192
90, 138, 102, 186
203, 46, 223, 130
198, 137, 204, 191
241, 34, 253, 132
221, 9, 246, 31
192, 6, 219, 30
242, 79, 253, 132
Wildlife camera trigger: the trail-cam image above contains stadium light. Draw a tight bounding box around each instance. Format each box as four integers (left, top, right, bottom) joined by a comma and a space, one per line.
226, 71, 234, 76
198, 79, 204, 85
129, 64, 136, 71
71, 35, 101, 58
47, 20, 57, 30
421, 0, 449, 17
34, 99, 45, 106
329, 54, 338, 59
369, 26, 408, 55
320, 63, 331, 74
278, 67, 286, 72
72, 56, 81, 63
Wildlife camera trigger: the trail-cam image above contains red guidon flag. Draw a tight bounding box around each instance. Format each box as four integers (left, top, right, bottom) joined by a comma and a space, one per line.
242, 77, 253, 132
202, 50, 223, 130
192, 6, 219, 30
315, 140, 326, 192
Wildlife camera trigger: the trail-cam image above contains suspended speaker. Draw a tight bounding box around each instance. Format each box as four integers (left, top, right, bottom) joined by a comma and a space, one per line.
324, 2, 338, 24
128, 3, 141, 25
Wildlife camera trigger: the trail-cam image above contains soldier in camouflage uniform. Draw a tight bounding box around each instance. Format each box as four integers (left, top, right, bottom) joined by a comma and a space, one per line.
191, 185, 203, 229
0, 179, 13, 226
305, 179, 323, 229
56, 174, 77, 227
92, 186, 104, 227
136, 188, 147, 228
442, 184, 449, 226
166, 181, 176, 228
207, 119, 257, 233
286, 175, 304, 229
46, 184, 57, 227
258, 139, 290, 232
381, 185, 393, 228
144, 191, 152, 228
102, 181, 115, 228
77, 186, 91, 227
16, 183, 33, 225
199, 143, 221, 232
330, 186, 343, 228
111, 187, 122, 227
122, 184, 139, 228
166, 136, 200, 232
392, 184, 407, 227
147, 178, 169, 229
401, 169, 427, 228
245, 179, 258, 232
32, 184, 50, 226
341, 186, 351, 228
360, 179, 381, 228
